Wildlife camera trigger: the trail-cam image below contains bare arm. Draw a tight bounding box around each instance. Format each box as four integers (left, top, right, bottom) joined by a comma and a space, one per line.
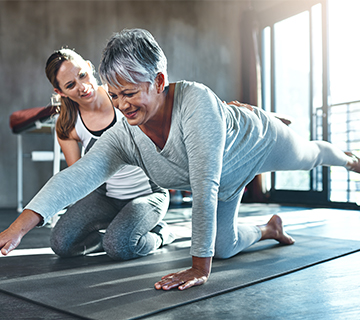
57, 133, 81, 167
0, 209, 42, 255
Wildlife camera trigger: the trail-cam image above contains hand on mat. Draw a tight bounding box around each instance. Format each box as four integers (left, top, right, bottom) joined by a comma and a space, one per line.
0, 227, 22, 255
0, 209, 43, 256
224, 100, 254, 112
154, 256, 212, 291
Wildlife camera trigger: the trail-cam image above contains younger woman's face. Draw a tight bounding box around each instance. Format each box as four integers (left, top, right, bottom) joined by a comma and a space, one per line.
54, 60, 98, 105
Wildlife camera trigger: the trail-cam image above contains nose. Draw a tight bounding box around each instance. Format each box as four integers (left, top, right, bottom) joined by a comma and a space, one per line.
78, 81, 87, 92
117, 99, 131, 111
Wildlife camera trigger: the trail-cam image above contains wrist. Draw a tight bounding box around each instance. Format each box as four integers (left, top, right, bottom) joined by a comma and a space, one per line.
11, 209, 43, 237
192, 256, 212, 277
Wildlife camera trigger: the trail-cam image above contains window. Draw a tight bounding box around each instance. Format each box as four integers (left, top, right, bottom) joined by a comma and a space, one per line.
260, 0, 360, 207
327, 0, 360, 204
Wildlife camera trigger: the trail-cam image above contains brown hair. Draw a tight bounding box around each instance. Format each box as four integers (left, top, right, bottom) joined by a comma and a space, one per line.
45, 48, 95, 140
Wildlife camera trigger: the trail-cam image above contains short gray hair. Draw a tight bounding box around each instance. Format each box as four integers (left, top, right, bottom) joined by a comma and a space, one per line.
99, 28, 168, 88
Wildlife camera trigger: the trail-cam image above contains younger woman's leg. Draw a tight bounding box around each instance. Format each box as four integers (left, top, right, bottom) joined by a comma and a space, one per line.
103, 190, 170, 261
214, 191, 294, 259
259, 117, 351, 173
50, 189, 126, 257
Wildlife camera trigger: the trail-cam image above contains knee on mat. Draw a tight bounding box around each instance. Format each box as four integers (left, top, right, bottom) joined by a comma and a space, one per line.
102, 235, 136, 261
213, 247, 233, 260
50, 226, 70, 257
50, 229, 86, 257
50, 236, 76, 258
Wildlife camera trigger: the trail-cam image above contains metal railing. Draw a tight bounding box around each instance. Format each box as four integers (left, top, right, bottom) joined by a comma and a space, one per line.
328, 100, 360, 204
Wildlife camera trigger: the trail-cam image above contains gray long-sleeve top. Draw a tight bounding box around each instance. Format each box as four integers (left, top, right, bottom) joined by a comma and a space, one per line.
26, 80, 277, 257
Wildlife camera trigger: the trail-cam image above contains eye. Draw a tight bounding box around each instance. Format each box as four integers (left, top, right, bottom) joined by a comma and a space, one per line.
109, 93, 118, 100
124, 93, 134, 98
79, 72, 87, 78
66, 82, 75, 89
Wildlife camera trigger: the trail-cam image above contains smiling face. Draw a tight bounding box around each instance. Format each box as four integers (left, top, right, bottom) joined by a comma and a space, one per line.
54, 60, 98, 106
107, 75, 164, 127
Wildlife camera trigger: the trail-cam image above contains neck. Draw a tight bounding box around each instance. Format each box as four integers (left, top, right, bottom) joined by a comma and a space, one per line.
140, 83, 175, 150
78, 86, 109, 113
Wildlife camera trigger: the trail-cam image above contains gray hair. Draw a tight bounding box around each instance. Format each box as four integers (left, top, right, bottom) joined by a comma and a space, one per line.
99, 28, 168, 88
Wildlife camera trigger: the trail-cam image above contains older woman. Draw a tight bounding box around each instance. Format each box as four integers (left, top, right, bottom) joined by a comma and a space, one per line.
1, 29, 359, 292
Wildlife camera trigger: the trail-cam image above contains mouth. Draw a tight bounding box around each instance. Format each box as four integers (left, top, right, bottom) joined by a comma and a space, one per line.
81, 89, 93, 98
123, 108, 139, 119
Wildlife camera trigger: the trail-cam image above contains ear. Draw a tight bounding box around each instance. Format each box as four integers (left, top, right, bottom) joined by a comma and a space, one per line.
54, 88, 66, 98
155, 73, 166, 93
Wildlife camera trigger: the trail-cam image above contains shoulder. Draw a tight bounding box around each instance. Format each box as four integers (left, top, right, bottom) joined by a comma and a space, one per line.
175, 80, 210, 97
175, 80, 218, 105
72, 111, 86, 141
67, 126, 81, 142
174, 80, 221, 119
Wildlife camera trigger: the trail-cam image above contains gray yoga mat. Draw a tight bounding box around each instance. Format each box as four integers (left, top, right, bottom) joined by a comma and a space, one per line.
0, 235, 359, 320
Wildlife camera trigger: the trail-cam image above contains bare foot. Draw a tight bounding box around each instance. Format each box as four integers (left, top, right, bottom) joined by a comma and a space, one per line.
345, 152, 360, 173
258, 215, 295, 245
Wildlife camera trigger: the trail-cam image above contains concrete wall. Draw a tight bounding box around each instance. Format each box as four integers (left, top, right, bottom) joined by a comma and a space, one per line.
0, 0, 250, 208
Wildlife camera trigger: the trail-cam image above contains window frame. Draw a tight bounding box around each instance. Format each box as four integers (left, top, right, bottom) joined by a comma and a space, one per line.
257, 0, 359, 209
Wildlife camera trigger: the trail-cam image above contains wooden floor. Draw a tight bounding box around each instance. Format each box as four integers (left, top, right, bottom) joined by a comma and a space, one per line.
1, 204, 360, 319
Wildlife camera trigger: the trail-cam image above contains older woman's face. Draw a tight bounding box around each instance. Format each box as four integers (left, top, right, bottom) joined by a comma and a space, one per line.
107, 78, 161, 127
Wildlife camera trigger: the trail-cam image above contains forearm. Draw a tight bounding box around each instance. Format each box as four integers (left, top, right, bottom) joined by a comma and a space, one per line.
26, 143, 122, 224
24, 163, 94, 225
9, 209, 42, 236
0, 209, 42, 255
189, 186, 219, 257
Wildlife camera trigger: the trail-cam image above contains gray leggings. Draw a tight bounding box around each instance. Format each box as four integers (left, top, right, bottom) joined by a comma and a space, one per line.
214, 116, 349, 259
50, 189, 169, 260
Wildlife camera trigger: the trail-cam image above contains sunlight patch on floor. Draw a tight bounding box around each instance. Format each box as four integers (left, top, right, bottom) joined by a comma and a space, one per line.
0, 247, 54, 257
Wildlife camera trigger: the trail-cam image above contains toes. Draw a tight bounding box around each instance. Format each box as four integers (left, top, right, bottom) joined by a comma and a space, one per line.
281, 233, 295, 245
269, 215, 294, 245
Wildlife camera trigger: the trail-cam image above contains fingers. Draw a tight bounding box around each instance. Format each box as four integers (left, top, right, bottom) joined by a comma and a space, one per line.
178, 277, 206, 291
0, 230, 21, 256
155, 277, 186, 291
154, 268, 208, 291
0, 240, 15, 256
224, 100, 254, 111
161, 273, 175, 280
155, 277, 182, 291
155, 275, 206, 291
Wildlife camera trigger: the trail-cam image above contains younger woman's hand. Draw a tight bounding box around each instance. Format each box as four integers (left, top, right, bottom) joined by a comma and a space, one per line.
224, 100, 254, 111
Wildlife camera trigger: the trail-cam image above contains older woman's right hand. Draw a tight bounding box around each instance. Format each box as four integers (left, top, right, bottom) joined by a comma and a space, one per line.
0, 227, 23, 255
